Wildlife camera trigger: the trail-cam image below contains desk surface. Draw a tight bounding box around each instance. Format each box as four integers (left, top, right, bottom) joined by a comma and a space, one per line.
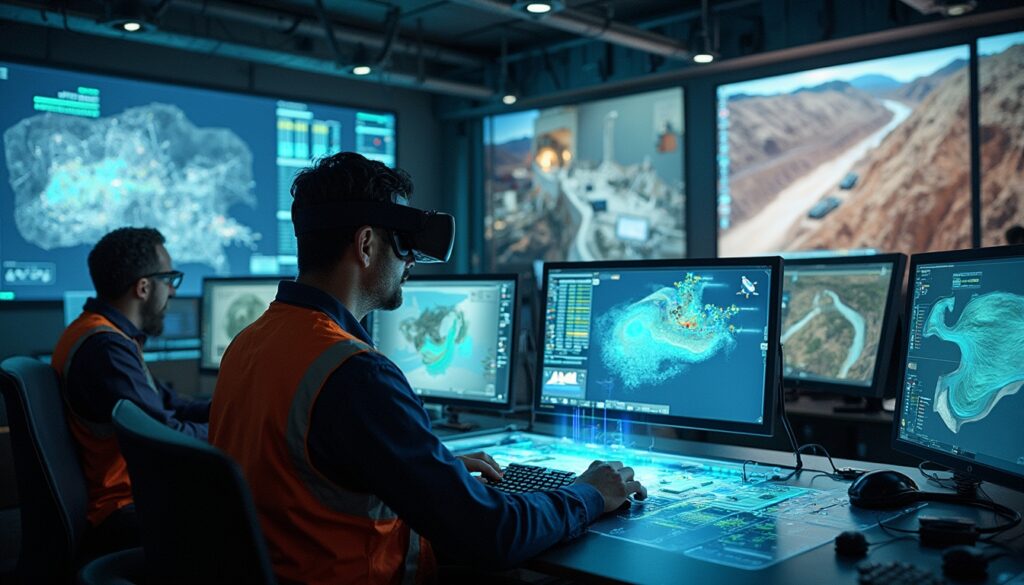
443, 429, 1024, 585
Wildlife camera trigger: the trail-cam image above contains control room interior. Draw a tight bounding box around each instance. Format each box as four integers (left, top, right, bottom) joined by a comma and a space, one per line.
1, 0, 1023, 583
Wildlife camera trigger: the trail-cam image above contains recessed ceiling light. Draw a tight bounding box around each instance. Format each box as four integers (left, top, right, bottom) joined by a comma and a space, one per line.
352, 65, 372, 76
525, 2, 553, 13
121, 21, 143, 32
502, 94, 518, 105
942, 1, 975, 16
693, 52, 715, 64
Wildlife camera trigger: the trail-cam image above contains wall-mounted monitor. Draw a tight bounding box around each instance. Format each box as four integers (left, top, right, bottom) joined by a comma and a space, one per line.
716, 44, 970, 257
0, 60, 396, 301
484, 87, 685, 269
978, 31, 1024, 247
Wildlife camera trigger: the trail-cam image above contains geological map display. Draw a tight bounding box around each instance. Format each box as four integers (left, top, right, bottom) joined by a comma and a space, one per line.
201, 281, 279, 370
0, 61, 395, 300
781, 264, 893, 386
899, 258, 1024, 479
373, 281, 514, 404
542, 266, 773, 426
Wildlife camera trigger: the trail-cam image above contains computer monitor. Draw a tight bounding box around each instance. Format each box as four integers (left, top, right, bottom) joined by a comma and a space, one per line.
370, 275, 518, 412
63, 291, 201, 361
536, 258, 783, 435
893, 246, 1024, 490
781, 254, 906, 399
200, 277, 284, 372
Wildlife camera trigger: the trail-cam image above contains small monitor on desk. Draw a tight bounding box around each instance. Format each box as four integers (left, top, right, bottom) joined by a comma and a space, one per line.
781, 254, 906, 401
894, 246, 1024, 490
370, 275, 519, 414
200, 277, 284, 372
536, 257, 783, 436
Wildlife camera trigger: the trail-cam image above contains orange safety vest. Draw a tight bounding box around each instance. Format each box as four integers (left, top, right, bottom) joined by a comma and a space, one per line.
52, 312, 154, 526
210, 301, 435, 585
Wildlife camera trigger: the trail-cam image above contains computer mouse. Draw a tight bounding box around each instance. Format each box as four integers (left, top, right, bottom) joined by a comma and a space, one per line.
848, 469, 920, 509
834, 530, 868, 558
942, 545, 989, 580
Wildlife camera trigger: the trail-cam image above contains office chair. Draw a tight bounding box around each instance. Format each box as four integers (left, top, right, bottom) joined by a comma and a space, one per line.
76, 547, 144, 585
0, 356, 90, 583
110, 399, 276, 585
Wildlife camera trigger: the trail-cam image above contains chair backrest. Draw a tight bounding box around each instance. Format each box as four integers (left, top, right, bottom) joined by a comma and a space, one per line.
110, 399, 276, 585
0, 355, 90, 582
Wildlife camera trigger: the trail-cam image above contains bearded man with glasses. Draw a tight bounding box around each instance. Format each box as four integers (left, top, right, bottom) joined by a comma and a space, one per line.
52, 227, 211, 558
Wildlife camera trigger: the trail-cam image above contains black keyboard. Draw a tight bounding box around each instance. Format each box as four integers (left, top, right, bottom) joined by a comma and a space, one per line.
857, 561, 947, 585
490, 463, 576, 493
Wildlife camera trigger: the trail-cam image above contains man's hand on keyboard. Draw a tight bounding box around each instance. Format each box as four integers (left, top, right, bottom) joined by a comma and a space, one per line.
575, 460, 648, 514
457, 451, 503, 483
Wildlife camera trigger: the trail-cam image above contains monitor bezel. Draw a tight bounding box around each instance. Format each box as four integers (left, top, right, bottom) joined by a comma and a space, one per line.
535, 256, 783, 436
891, 245, 1024, 491
370, 273, 521, 413
781, 253, 907, 399
199, 276, 289, 374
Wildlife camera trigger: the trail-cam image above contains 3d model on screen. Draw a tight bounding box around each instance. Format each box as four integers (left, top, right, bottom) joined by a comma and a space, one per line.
597, 273, 740, 390
225, 293, 270, 340
400, 306, 470, 376
925, 292, 1024, 433
3, 103, 259, 272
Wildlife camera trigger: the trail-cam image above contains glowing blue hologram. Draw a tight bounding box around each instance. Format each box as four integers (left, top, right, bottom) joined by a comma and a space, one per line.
399, 306, 471, 377
597, 273, 740, 389
924, 292, 1024, 433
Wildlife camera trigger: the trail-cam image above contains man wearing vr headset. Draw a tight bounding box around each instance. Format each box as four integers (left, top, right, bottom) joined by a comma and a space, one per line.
210, 152, 646, 585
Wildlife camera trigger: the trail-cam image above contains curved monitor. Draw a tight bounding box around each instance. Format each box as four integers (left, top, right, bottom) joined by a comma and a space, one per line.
893, 246, 1024, 490
370, 275, 519, 411
200, 277, 285, 372
781, 254, 906, 398
536, 257, 783, 436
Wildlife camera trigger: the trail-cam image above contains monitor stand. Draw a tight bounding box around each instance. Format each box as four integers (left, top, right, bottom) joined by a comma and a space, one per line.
833, 396, 883, 414
432, 407, 480, 432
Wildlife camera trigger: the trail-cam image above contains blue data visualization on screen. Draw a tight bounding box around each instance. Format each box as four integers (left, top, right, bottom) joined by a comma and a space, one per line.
0, 61, 395, 300
540, 265, 773, 426
898, 256, 1024, 479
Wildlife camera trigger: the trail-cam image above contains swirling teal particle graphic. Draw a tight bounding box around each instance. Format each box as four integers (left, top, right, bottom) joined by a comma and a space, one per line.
400, 306, 470, 376
924, 292, 1024, 433
598, 273, 740, 389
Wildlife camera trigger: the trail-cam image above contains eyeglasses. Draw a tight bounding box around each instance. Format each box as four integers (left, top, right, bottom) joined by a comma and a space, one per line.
142, 270, 184, 289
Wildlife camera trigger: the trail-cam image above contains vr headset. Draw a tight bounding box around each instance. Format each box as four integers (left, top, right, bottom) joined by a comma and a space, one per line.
291, 194, 455, 264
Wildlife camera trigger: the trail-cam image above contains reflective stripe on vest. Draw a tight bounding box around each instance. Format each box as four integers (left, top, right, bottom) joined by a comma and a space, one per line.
285, 338, 399, 520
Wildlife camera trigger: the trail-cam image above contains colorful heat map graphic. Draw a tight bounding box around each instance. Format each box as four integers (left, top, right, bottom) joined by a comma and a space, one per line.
597, 273, 741, 389
925, 292, 1024, 433
399, 305, 471, 376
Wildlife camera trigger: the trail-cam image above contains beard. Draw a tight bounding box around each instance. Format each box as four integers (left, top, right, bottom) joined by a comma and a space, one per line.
140, 293, 166, 337
370, 254, 409, 312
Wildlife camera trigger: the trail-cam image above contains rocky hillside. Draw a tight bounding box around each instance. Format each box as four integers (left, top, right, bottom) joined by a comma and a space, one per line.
887, 58, 967, 104
726, 83, 892, 225
978, 44, 1024, 246
798, 65, 973, 253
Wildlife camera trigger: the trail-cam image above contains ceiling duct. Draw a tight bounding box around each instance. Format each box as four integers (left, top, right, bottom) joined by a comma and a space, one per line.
0, 3, 494, 99
447, 0, 692, 60
169, 0, 486, 69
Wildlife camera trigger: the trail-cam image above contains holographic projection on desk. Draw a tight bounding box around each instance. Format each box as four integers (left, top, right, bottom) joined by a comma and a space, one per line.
446, 433, 915, 570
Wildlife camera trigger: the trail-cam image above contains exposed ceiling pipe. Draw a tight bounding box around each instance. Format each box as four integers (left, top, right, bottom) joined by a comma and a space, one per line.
447, 0, 692, 60
0, 3, 495, 99
169, 0, 486, 69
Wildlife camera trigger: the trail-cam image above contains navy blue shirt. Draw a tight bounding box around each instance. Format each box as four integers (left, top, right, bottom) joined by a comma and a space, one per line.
282, 281, 604, 567
64, 298, 210, 438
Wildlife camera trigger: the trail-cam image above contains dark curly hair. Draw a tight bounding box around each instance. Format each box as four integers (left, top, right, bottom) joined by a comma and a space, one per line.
291, 151, 413, 274
88, 227, 166, 300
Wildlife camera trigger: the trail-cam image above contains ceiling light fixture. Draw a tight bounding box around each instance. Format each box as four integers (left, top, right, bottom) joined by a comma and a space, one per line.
512, 1, 565, 16
941, 1, 976, 16
692, 0, 718, 64
121, 21, 143, 32
352, 65, 373, 76
502, 94, 518, 105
